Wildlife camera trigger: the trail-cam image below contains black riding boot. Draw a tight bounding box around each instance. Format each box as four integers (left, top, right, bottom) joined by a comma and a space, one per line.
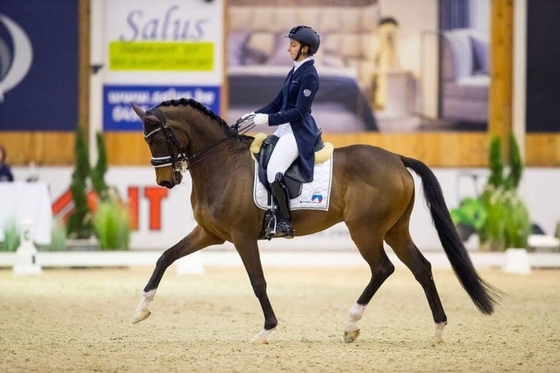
270, 172, 294, 239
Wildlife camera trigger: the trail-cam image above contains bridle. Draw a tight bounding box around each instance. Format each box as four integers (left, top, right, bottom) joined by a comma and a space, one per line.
144, 108, 189, 173
143, 107, 255, 173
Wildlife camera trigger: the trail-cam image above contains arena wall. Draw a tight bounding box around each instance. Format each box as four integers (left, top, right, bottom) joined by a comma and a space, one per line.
11, 166, 560, 251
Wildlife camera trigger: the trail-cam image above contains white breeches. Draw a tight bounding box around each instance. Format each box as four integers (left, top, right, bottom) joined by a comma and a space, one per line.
267, 131, 299, 183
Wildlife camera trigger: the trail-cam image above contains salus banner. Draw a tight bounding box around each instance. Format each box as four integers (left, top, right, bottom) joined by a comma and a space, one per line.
101, 0, 224, 131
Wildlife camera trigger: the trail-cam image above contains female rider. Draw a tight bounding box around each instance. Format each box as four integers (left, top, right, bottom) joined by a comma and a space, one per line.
241, 25, 321, 238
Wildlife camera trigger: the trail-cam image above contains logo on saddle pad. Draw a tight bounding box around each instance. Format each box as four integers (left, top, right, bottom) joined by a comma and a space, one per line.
300, 192, 323, 204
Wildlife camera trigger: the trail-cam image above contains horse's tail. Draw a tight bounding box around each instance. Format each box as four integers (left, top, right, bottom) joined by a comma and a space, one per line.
400, 155, 502, 315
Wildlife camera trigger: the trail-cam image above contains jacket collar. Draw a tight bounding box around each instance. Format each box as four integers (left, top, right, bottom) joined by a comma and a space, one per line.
292, 59, 314, 79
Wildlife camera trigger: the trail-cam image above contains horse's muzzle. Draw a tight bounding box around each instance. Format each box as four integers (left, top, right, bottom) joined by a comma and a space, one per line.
155, 168, 182, 188
158, 180, 174, 189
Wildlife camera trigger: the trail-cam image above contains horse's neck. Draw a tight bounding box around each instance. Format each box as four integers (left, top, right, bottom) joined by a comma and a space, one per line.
182, 116, 227, 155
176, 107, 254, 192
188, 141, 252, 188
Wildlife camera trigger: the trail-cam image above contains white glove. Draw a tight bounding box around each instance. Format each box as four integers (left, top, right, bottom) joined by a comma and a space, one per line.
240, 112, 255, 121
253, 113, 269, 126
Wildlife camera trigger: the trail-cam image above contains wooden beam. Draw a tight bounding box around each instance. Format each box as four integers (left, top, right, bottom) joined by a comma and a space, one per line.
489, 0, 514, 156
79, 0, 90, 143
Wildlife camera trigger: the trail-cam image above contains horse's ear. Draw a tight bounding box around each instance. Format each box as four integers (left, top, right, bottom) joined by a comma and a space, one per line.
131, 102, 159, 127
130, 102, 145, 119
144, 114, 160, 126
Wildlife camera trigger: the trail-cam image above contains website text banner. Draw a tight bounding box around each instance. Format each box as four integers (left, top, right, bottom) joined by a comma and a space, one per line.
103, 85, 220, 131
103, 0, 223, 85
0, 0, 78, 131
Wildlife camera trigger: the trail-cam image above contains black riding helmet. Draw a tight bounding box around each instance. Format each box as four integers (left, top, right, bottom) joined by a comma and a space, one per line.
285, 25, 321, 56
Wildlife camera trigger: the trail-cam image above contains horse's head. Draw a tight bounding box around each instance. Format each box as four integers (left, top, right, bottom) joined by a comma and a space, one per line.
131, 102, 186, 188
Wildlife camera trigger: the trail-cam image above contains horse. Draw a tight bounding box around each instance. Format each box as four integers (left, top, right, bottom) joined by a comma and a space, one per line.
130, 98, 501, 344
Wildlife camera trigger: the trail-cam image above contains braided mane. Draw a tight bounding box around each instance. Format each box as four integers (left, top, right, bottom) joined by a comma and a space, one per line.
157, 98, 247, 139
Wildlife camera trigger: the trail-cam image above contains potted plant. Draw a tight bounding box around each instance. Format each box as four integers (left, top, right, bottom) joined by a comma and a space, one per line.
450, 197, 487, 241
92, 199, 131, 250
66, 125, 94, 240
478, 134, 531, 251
481, 186, 531, 251
90, 131, 110, 202
63, 129, 132, 251
450, 134, 531, 251
90, 131, 131, 250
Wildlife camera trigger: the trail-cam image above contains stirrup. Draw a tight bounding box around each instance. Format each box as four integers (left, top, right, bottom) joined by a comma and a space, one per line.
264, 215, 294, 239
264, 215, 278, 240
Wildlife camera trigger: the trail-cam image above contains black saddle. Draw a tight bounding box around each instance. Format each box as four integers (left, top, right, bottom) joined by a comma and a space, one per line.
256, 131, 325, 199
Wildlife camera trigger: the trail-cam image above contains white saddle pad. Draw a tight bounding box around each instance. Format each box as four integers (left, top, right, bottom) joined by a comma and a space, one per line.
253, 155, 333, 211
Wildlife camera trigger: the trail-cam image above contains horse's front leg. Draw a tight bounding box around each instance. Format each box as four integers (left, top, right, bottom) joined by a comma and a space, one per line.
133, 225, 224, 324
233, 237, 277, 344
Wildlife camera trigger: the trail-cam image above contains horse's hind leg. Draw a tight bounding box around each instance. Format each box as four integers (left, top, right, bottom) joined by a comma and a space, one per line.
344, 226, 395, 343
384, 228, 447, 343
133, 225, 224, 324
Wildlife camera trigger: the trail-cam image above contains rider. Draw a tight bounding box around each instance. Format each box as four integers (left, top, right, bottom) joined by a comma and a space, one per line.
240, 25, 321, 239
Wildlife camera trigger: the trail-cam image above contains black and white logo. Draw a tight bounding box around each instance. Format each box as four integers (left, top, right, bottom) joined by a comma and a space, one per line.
0, 14, 33, 103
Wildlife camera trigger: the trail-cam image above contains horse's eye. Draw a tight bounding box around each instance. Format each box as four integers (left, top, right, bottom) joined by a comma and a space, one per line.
145, 132, 165, 148
153, 133, 166, 147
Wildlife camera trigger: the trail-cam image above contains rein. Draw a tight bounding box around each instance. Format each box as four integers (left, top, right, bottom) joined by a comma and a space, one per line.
144, 108, 255, 173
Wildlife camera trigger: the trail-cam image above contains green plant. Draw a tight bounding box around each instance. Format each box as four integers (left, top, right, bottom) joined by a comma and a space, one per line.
92, 200, 130, 250
503, 193, 530, 248
64, 128, 129, 250
505, 132, 523, 189
483, 186, 530, 250
48, 220, 68, 251
450, 134, 531, 250
450, 197, 487, 231
91, 131, 110, 202
487, 136, 504, 189
479, 134, 531, 250
1, 220, 20, 252
486, 133, 523, 191
66, 126, 93, 239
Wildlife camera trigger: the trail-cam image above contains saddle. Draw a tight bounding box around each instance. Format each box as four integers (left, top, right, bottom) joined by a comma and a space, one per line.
250, 131, 331, 199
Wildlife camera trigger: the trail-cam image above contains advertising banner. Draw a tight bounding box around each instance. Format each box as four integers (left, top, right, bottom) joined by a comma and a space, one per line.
0, 0, 78, 131
102, 0, 224, 131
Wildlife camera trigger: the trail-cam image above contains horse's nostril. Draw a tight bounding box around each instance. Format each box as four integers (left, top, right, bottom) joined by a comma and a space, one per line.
159, 180, 173, 189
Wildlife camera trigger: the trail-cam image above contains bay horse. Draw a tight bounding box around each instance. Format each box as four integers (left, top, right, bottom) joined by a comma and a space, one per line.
130, 98, 500, 344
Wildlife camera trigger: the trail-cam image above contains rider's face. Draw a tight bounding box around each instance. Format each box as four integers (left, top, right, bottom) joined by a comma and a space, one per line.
287, 39, 307, 61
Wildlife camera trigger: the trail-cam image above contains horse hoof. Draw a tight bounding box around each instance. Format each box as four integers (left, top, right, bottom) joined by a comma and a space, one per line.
132, 309, 151, 324
431, 335, 445, 345
250, 335, 269, 344
343, 329, 360, 343
250, 327, 275, 344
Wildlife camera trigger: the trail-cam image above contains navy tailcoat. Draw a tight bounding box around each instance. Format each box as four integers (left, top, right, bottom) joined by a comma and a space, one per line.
256, 60, 320, 182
